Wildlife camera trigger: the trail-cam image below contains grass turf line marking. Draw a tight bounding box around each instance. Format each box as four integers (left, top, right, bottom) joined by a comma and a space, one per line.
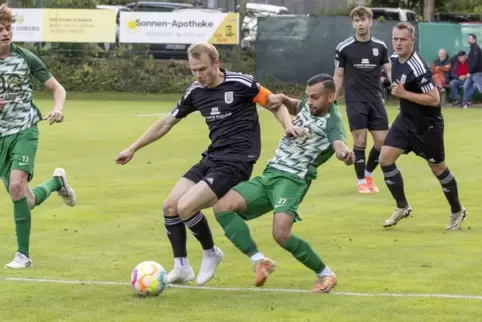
4, 277, 482, 300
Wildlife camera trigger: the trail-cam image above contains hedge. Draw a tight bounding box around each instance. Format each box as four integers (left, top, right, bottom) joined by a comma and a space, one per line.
22, 43, 307, 96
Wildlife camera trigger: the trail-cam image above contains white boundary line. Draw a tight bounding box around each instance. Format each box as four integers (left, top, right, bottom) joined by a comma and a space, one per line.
4, 277, 482, 300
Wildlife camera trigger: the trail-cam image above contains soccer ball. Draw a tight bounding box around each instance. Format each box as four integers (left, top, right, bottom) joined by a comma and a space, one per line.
130, 261, 167, 296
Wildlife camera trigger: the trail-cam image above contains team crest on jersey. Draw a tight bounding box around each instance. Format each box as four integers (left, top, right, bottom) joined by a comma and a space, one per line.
224, 91, 233, 104
400, 74, 407, 84
373, 48, 379, 56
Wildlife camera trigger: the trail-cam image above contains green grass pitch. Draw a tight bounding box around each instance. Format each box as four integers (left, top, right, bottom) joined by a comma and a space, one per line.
1, 94, 482, 321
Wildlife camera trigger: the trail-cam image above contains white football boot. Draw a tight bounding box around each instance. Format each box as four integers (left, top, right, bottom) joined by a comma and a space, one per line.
166, 266, 195, 284
446, 207, 467, 231
196, 246, 224, 285
383, 206, 413, 227
5, 252, 32, 269
53, 168, 76, 207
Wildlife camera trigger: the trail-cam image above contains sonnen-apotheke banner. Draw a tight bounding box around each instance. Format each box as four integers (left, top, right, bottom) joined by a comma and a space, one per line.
120, 12, 239, 45
11, 9, 116, 43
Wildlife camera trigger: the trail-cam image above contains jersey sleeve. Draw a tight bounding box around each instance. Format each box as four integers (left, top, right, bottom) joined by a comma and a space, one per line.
229, 72, 273, 107
381, 44, 390, 65
23, 49, 52, 83
334, 46, 346, 68
170, 83, 198, 119
415, 59, 436, 94
327, 110, 347, 144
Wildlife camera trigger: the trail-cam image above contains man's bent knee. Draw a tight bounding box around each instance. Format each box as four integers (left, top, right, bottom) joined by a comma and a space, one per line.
371, 131, 387, 149
272, 212, 294, 246
379, 146, 402, 167
9, 171, 29, 200
162, 198, 179, 217
213, 189, 247, 215
272, 225, 291, 246
428, 161, 446, 176
352, 129, 368, 147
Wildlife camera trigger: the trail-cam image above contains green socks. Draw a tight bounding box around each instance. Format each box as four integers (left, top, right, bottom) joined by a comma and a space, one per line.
215, 211, 259, 257
216, 211, 326, 275
13, 197, 31, 257
281, 235, 325, 274
32, 177, 62, 207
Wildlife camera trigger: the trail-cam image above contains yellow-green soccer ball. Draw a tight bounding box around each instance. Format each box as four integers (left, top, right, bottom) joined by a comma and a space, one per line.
130, 261, 167, 296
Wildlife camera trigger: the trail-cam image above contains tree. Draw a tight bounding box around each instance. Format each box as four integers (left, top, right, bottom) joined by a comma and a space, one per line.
238, 0, 248, 25
423, 0, 435, 21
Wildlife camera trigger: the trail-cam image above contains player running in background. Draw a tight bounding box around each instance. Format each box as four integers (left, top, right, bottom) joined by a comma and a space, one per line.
115, 42, 298, 285
213, 74, 354, 292
381, 22, 466, 230
334, 6, 392, 194
0, 4, 76, 269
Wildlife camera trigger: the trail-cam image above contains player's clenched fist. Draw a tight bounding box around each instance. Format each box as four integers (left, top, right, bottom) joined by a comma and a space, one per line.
284, 125, 305, 138
342, 151, 355, 166
265, 94, 285, 110
44, 109, 64, 125
391, 80, 407, 98
115, 149, 135, 165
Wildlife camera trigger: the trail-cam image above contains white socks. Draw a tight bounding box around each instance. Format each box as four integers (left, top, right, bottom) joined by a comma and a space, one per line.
174, 257, 189, 269
250, 252, 265, 265
316, 266, 334, 277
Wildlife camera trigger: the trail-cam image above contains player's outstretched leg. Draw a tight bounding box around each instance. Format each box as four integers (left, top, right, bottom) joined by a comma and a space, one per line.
5, 168, 75, 269
379, 147, 412, 228
214, 190, 275, 287
215, 210, 274, 287
428, 163, 467, 230
176, 181, 223, 286
273, 212, 336, 293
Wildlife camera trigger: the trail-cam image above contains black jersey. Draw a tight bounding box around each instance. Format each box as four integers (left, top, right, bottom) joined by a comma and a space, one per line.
335, 36, 390, 103
391, 51, 441, 129
171, 70, 265, 162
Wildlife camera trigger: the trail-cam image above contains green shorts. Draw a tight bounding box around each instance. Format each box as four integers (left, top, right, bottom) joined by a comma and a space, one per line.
233, 166, 311, 222
0, 126, 39, 190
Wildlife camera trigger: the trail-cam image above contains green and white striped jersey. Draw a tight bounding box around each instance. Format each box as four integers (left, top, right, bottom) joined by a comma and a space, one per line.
267, 100, 346, 180
0, 44, 52, 137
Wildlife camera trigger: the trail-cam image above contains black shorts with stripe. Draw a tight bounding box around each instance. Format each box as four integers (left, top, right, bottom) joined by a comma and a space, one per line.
183, 155, 254, 199
383, 114, 445, 163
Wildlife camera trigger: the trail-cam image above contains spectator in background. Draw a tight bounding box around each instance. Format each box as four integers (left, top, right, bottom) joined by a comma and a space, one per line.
462, 34, 482, 108
432, 49, 451, 90
449, 51, 469, 106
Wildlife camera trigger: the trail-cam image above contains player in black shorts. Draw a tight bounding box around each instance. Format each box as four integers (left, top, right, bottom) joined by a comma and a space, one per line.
115, 43, 297, 285
381, 22, 467, 230
334, 6, 392, 194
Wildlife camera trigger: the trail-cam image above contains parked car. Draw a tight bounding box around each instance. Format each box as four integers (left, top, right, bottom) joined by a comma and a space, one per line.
97, 5, 132, 47
125, 1, 193, 12
370, 7, 417, 22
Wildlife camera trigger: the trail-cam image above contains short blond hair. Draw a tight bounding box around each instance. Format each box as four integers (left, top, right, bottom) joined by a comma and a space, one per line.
187, 43, 219, 64
350, 6, 373, 20
0, 4, 15, 26
394, 22, 416, 37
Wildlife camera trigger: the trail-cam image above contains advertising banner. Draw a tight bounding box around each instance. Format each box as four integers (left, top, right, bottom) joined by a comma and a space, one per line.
119, 11, 239, 46
11, 9, 43, 42
42, 9, 116, 43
